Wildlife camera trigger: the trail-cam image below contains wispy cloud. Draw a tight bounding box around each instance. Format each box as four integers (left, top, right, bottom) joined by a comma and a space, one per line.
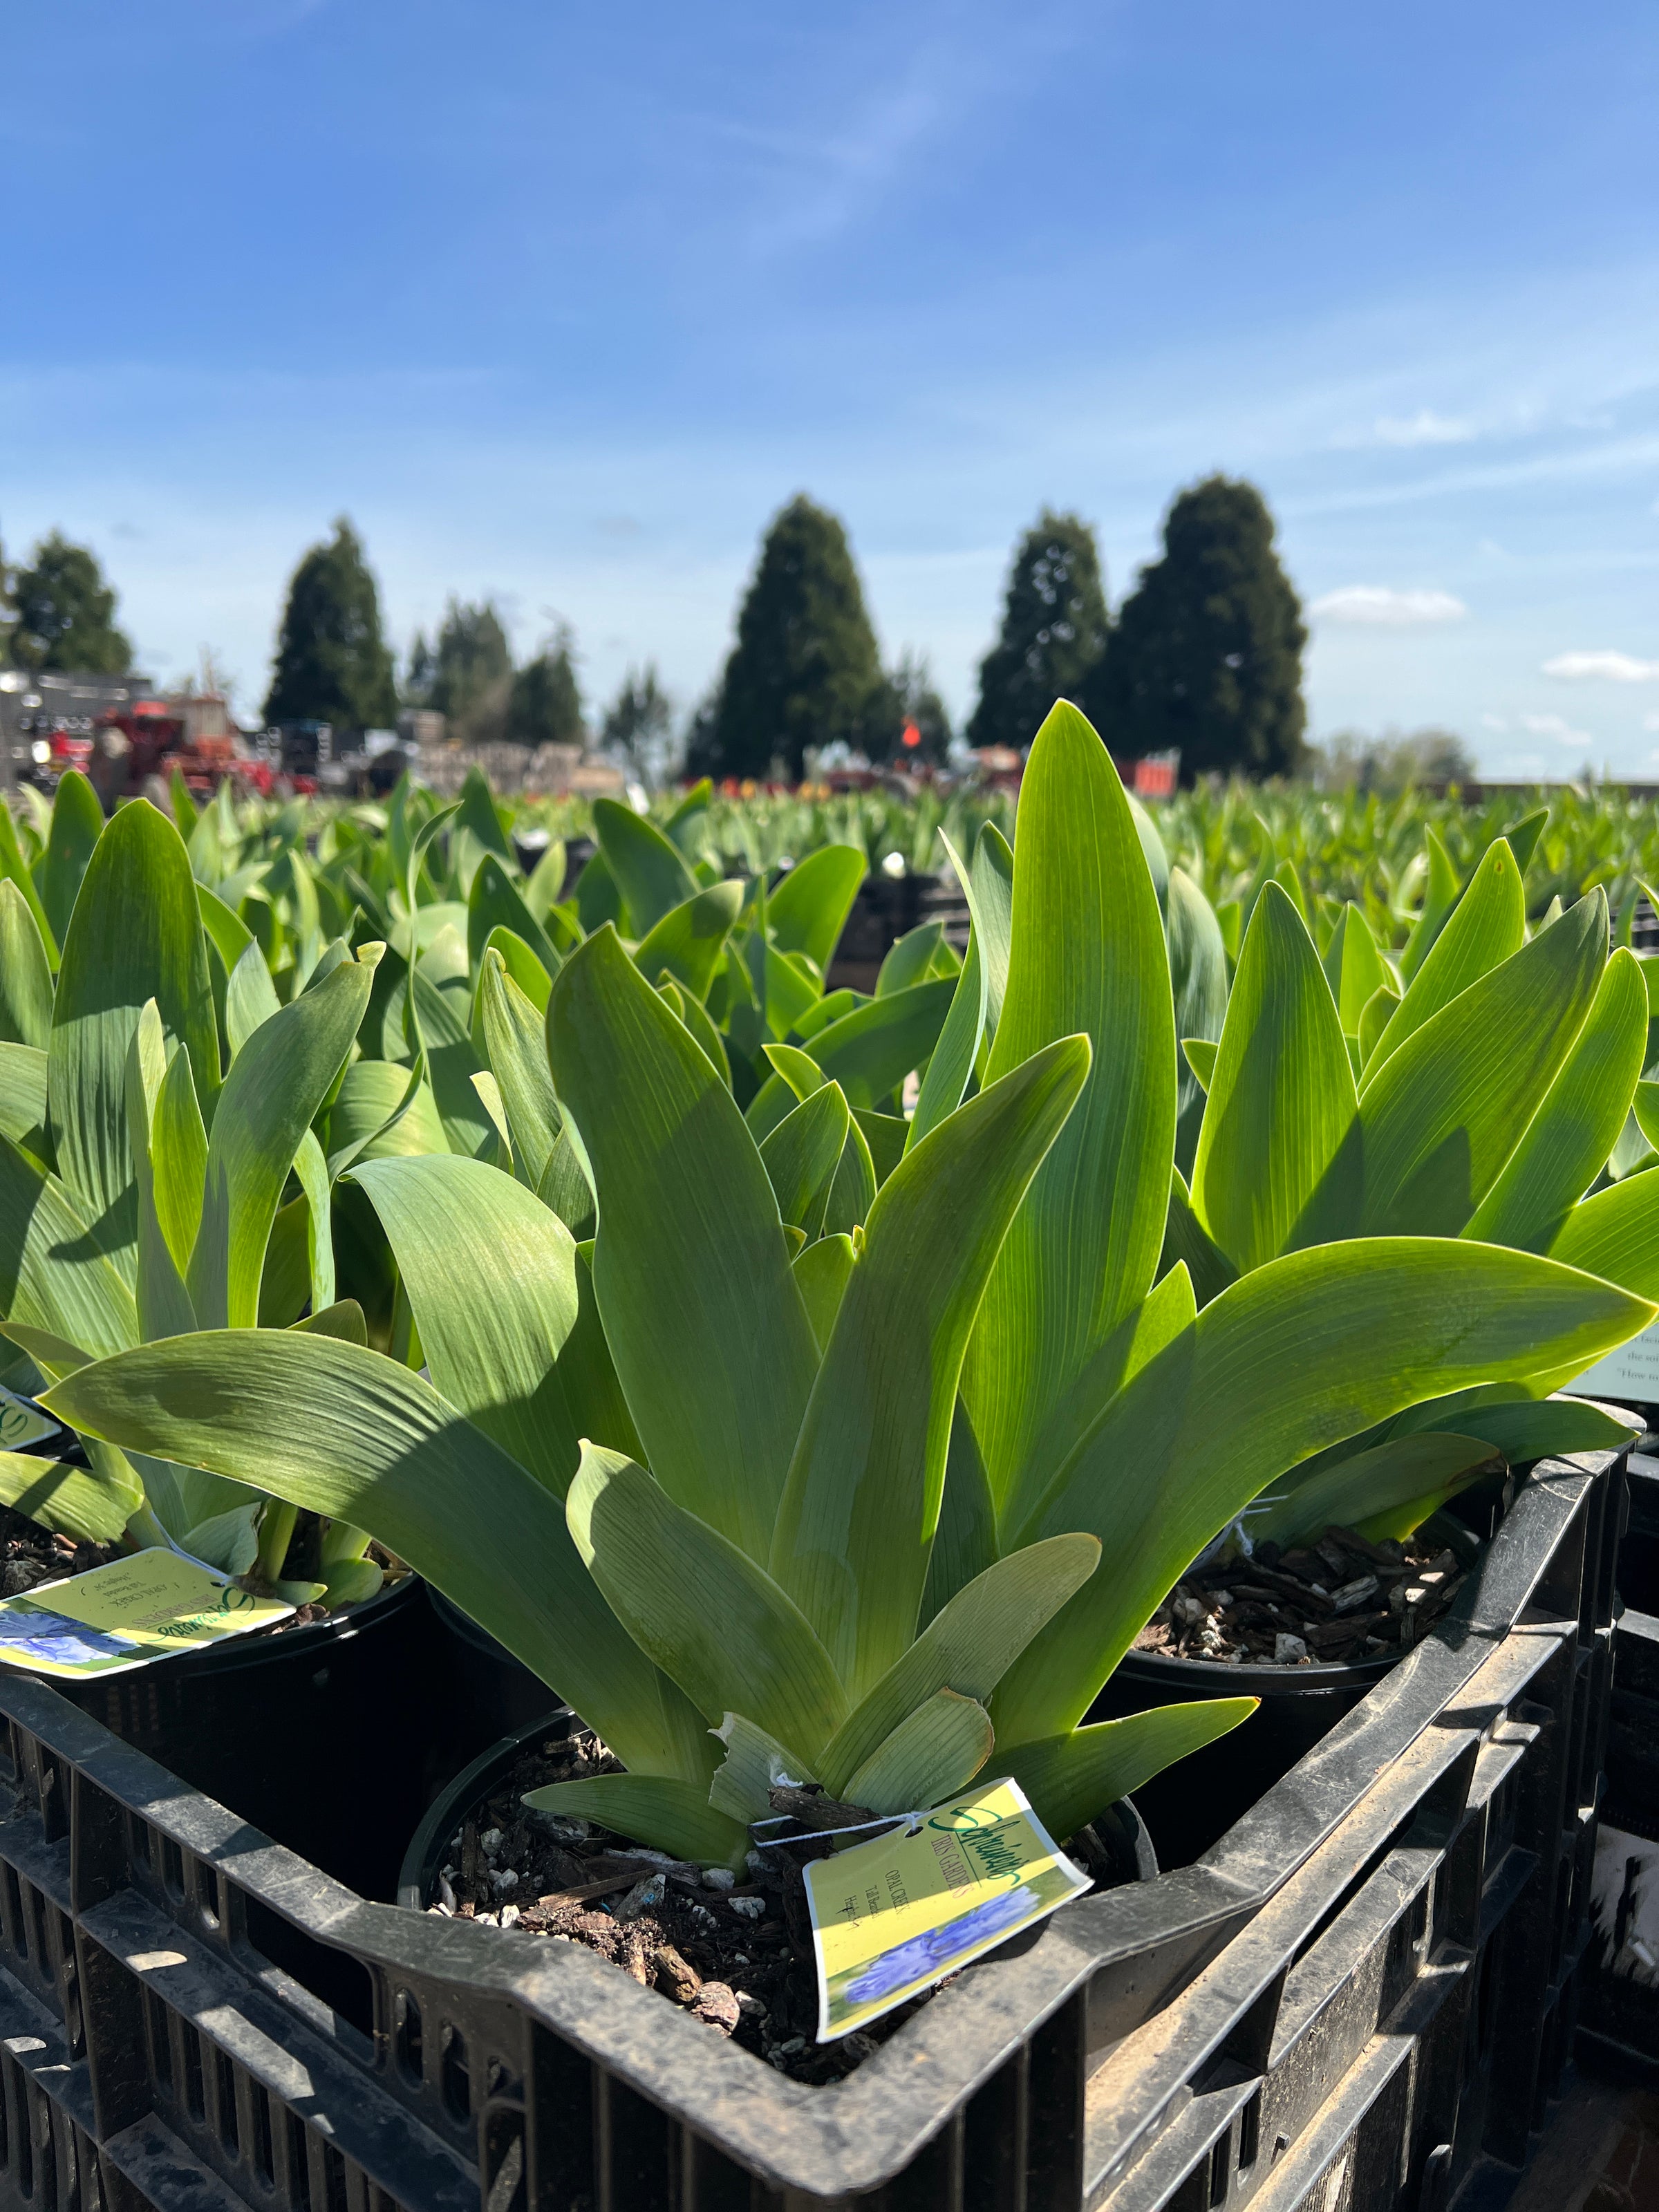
1542, 650, 1659, 681
1311, 585, 1468, 626
724, 79, 946, 252
1522, 713, 1593, 747
1370, 410, 1477, 448
1645, 712, 1659, 733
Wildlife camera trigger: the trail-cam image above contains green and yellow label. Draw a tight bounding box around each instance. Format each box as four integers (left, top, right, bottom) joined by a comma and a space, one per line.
805, 1779, 1091, 2042
0, 1550, 292, 1678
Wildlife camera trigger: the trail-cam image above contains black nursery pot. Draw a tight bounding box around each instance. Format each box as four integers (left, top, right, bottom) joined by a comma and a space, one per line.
1091, 1496, 1497, 1866
422, 1588, 565, 1758
1087, 1644, 1394, 1865
398, 1710, 1156, 1910
47, 1573, 438, 1902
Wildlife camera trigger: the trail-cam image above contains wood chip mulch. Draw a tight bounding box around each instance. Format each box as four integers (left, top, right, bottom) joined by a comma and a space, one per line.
1130, 1524, 1470, 1668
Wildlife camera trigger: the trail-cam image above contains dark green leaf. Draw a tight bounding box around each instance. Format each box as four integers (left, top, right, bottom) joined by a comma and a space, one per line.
634, 881, 744, 1003
40, 771, 104, 950
0, 882, 55, 1050
548, 927, 821, 1559
767, 845, 867, 973
467, 855, 561, 980
1192, 882, 1356, 1273
759, 1082, 850, 1232
353, 1154, 583, 1493
569, 1445, 848, 1765
593, 799, 699, 934
45, 1332, 714, 1783
771, 1033, 1090, 1702
48, 800, 220, 1277
1002, 1701, 1257, 1844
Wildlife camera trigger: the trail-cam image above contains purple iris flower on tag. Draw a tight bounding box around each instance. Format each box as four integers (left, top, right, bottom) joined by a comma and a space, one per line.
844, 1887, 1031, 2003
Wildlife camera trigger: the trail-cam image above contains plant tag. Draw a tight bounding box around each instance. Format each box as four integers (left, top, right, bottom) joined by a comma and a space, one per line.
1568, 1324, 1659, 1409
803, 1777, 1091, 2043
0, 1387, 65, 1455
0, 1549, 292, 1678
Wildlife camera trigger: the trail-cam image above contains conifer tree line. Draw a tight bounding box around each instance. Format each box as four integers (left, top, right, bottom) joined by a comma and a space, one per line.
1, 473, 1309, 785
688, 478, 1306, 783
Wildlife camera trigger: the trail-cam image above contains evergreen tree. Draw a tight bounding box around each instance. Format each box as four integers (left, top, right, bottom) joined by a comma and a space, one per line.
507, 625, 584, 748
682, 695, 722, 781
8, 532, 133, 673
706, 494, 888, 780
601, 664, 677, 787
404, 629, 435, 706
264, 518, 397, 730
1087, 476, 1307, 780
428, 599, 514, 733
966, 511, 1108, 753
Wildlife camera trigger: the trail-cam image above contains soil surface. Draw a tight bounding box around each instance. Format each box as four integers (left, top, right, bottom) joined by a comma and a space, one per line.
1132, 1523, 1470, 1668
0, 1509, 121, 1595
423, 1725, 1130, 2084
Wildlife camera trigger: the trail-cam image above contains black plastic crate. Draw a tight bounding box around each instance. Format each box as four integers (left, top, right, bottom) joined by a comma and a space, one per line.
826, 871, 971, 993
1580, 1578, 1659, 2088
0, 1450, 1622, 2212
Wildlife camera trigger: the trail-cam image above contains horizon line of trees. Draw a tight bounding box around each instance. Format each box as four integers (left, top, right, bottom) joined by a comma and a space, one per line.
1, 477, 1416, 790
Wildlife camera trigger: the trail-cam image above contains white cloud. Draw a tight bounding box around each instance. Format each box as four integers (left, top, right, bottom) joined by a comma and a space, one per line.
1541, 650, 1659, 682
1481, 712, 1508, 731
1522, 713, 1593, 747
1371, 410, 1476, 447
1311, 585, 1468, 627
1645, 712, 1659, 733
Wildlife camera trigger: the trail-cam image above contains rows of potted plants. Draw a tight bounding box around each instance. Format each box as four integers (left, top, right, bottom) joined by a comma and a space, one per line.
0, 704, 1651, 2150
0, 705, 1646, 2093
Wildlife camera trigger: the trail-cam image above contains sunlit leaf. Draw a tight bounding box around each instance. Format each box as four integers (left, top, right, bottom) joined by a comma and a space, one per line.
771, 1033, 1089, 1701
46, 1332, 712, 1781
549, 926, 820, 1558
963, 705, 1175, 1529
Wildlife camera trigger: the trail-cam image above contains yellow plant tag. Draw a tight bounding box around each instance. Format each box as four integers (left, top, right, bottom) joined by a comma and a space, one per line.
0, 1549, 293, 1678
0, 1388, 60, 1454
804, 1777, 1091, 2043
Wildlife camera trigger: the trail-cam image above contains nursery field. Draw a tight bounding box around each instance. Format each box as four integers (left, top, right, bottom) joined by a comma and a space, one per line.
0, 709, 1653, 2206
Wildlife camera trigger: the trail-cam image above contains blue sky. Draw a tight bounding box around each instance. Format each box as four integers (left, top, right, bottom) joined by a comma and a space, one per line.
6, 0, 1658, 771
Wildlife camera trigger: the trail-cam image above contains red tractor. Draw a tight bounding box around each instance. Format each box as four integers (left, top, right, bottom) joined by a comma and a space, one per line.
84, 700, 277, 807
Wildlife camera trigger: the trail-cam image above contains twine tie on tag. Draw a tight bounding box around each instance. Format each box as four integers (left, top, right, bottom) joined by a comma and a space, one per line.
750, 1810, 932, 1847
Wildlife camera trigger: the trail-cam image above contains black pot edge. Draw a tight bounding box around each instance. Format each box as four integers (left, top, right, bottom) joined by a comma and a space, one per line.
397, 1708, 1156, 1909
398, 1704, 572, 1906
1113, 1644, 1398, 1697
41, 1562, 423, 1689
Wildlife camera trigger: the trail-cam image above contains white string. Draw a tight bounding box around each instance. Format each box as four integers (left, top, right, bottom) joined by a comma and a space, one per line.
749, 1810, 929, 1847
